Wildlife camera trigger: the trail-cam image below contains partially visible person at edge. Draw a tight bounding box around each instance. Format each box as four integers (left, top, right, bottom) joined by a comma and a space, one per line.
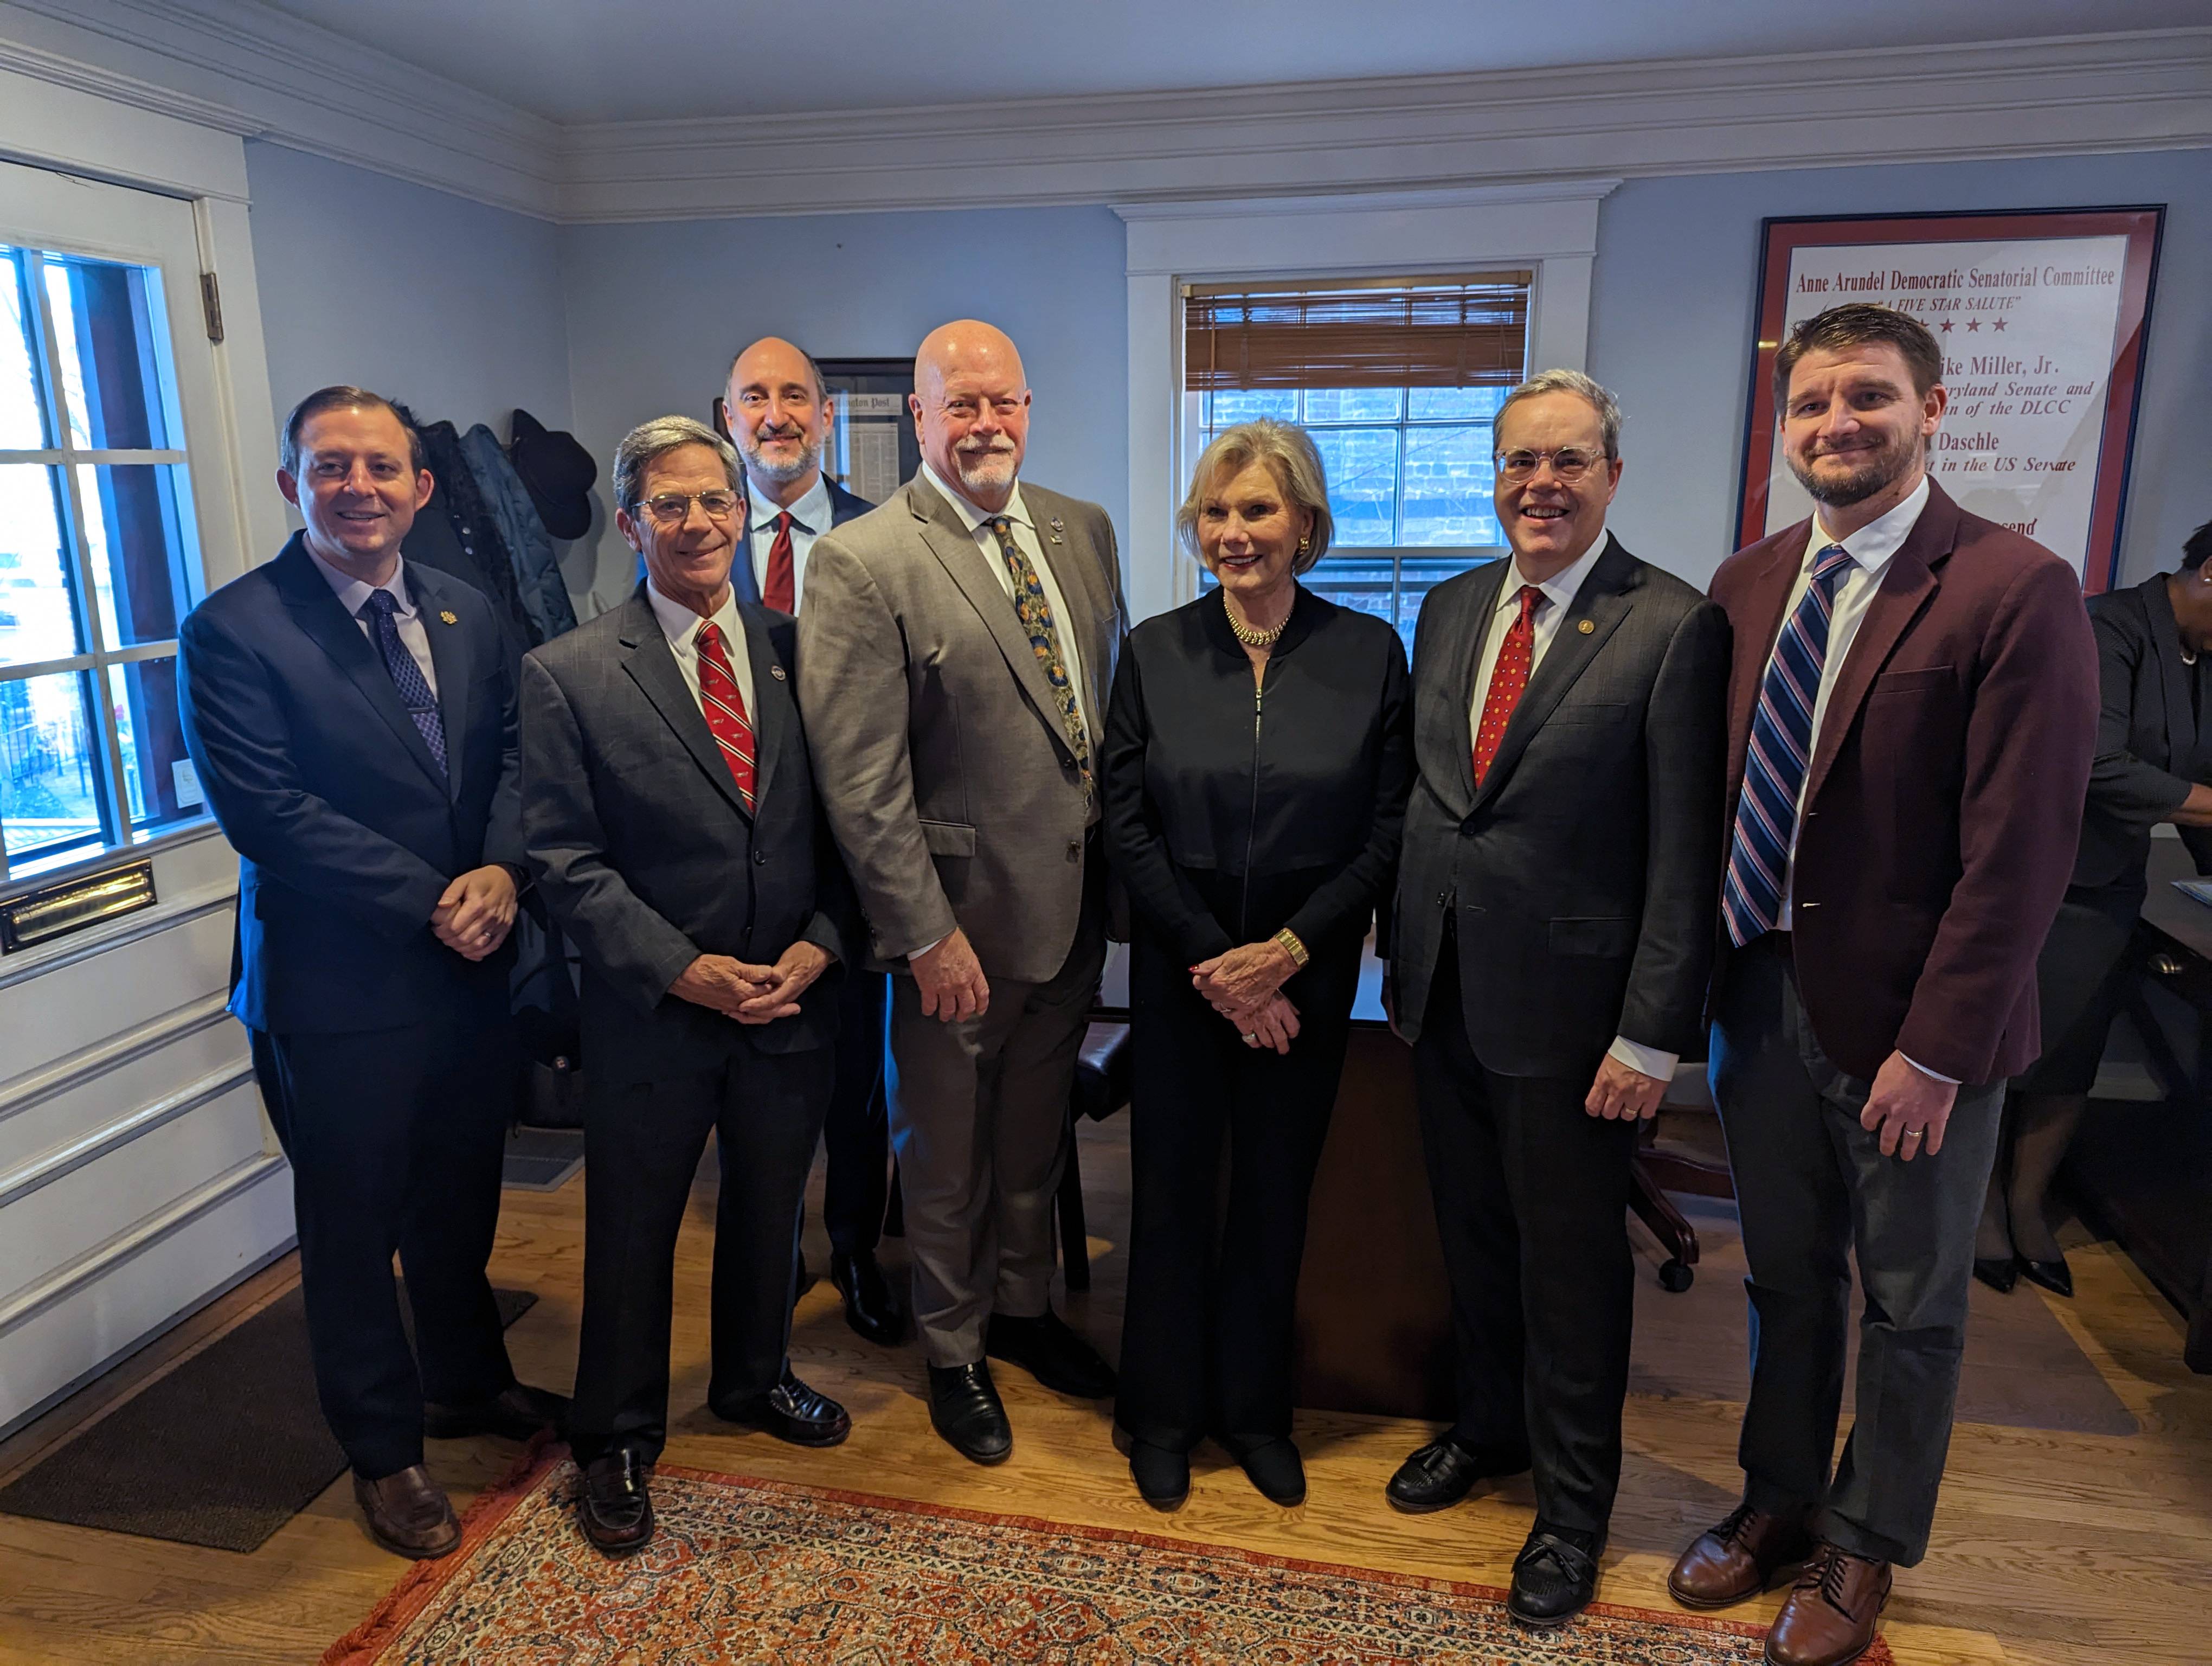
1103, 418, 1412, 1512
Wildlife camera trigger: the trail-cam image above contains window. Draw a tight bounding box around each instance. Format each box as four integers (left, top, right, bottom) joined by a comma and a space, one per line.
1184, 275, 1531, 645
1, 244, 206, 881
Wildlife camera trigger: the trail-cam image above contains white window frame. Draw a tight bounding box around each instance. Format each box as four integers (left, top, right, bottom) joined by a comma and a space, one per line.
1115, 182, 1618, 626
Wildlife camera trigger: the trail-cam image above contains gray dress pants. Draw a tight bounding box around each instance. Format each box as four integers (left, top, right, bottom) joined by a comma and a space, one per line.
888, 885, 1105, 1368
1711, 933, 2004, 1567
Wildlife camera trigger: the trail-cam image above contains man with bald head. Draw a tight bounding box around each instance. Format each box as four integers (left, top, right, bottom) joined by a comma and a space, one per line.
800, 321, 1127, 1463
723, 336, 899, 1346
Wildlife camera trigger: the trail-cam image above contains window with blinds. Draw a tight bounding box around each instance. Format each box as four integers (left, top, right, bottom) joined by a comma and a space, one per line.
1184, 273, 1531, 644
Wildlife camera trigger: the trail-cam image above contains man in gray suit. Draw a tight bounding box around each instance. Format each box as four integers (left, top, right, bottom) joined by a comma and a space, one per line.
520, 416, 857, 1555
799, 321, 1126, 1464
1384, 371, 1728, 1626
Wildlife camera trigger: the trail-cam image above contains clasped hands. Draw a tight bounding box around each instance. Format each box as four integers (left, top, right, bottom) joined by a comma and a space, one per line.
1192, 940, 1301, 1055
672, 941, 834, 1024
430, 864, 518, 962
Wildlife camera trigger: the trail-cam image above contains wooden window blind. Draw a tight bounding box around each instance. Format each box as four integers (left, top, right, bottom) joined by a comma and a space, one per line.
1184, 273, 1532, 392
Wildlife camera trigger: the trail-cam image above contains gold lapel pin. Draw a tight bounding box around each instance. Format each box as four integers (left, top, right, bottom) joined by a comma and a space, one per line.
438, 610, 458, 625
1576, 618, 1595, 635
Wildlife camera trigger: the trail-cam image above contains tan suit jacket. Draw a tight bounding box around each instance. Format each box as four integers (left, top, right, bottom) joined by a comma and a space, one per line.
798, 472, 1126, 983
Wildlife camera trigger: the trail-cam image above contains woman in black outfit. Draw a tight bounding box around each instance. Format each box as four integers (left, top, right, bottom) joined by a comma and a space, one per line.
1104, 419, 1413, 1509
1975, 516, 2212, 1296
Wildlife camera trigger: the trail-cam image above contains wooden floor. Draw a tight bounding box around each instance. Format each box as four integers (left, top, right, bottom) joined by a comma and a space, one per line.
1, 1113, 2207, 1665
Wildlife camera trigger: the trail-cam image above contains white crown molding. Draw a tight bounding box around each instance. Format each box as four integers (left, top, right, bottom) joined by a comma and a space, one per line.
559, 28, 2212, 224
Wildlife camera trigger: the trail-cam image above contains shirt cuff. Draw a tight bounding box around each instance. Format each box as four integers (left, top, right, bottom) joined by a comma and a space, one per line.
1900, 1052, 1960, 1086
1607, 1035, 1680, 1082
910, 934, 948, 961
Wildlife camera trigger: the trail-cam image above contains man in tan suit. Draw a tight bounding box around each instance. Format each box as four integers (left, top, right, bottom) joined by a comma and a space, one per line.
800, 321, 1124, 1464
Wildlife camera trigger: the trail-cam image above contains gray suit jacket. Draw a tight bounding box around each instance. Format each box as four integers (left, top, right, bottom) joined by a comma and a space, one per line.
1388, 535, 1729, 1074
519, 585, 856, 1082
799, 473, 1127, 982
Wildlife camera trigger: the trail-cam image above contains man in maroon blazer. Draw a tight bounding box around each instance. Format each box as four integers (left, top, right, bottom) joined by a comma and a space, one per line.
1666, 304, 2096, 1666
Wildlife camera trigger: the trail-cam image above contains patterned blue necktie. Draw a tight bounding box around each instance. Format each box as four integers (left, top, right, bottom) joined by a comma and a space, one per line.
1722, 543, 1856, 946
360, 589, 447, 776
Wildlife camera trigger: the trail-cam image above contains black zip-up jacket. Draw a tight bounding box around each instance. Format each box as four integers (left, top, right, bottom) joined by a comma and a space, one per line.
1102, 586, 1413, 964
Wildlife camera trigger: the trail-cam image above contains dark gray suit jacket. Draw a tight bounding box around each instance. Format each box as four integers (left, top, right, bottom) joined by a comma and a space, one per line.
1388, 535, 1729, 1075
519, 585, 856, 1084
2078, 571, 2212, 888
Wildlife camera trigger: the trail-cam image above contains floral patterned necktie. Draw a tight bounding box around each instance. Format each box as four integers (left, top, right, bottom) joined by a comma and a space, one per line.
989, 514, 1091, 798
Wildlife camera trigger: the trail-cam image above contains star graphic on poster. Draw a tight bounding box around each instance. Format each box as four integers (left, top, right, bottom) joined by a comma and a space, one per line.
1966, 318, 1981, 331
1992, 317, 2008, 331
1938, 318, 1953, 332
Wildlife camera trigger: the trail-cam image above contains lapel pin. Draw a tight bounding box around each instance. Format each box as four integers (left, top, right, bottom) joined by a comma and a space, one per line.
1576, 618, 1595, 635
770, 664, 787, 680
439, 610, 458, 625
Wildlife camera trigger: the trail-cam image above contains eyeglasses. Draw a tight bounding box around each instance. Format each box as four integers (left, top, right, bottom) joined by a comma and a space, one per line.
1495, 446, 1609, 483
632, 490, 740, 524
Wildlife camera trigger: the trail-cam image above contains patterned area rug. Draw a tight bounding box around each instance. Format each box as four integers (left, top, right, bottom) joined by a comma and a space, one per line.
326, 1444, 1892, 1665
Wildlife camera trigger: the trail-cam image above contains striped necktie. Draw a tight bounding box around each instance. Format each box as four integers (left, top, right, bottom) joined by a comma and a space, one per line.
693, 620, 756, 812
1722, 543, 1856, 946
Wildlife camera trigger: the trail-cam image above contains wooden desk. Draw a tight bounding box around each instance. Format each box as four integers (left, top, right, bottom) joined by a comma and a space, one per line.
2067, 839, 2212, 1372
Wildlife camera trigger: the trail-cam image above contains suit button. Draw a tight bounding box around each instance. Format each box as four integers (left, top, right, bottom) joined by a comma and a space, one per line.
1066, 840, 1082, 863
754, 850, 768, 866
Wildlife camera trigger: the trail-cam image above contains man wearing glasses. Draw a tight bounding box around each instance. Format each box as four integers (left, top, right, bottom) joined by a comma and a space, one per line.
518, 415, 857, 1554
1385, 370, 1727, 1626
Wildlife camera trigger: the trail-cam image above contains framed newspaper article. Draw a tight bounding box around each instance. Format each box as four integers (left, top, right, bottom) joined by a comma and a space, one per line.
1738, 207, 2163, 592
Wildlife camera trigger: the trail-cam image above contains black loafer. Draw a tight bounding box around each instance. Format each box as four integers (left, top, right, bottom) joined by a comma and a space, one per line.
711, 1369, 851, 1447
928, 1361, 1012, 1464
1972, 1257, 2019, 1295
1223, 1436, 1305, 1505
1128, 1439, 1189, 1510
1507, 1522, 1602, 1627
1385, 1437, 1532, 1513
986, 1309, 1117, 1399
423, 1380, 569, 1443
2018, 1254, 2074, 1298
831, 1249, 906, 1345
577, 1448, 653, 1556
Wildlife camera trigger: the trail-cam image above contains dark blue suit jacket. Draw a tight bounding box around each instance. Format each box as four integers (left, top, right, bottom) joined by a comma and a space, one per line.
728, 477, 874, 606
177, 533, 524, 1034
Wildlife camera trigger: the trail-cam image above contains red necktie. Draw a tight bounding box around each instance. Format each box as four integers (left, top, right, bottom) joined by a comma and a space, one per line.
762, 512, 796, 613
1472, 585, 1542, 786
693, 620, 756, 811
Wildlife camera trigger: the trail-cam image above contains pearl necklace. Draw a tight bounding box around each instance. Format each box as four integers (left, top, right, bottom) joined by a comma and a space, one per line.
1225, 591, 1291, 649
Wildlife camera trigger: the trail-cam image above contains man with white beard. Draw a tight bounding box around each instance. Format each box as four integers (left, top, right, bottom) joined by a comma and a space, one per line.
798, 321, 1128, 1464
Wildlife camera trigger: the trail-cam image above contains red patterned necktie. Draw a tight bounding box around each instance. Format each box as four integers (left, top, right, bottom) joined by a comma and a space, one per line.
1472, 585, 1542, 786
693, 620, 756, 811
762, 512, 796, 613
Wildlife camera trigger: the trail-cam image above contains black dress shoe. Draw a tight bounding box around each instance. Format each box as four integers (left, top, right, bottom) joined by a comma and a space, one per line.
1385, 1437, 1532, 1513
1972, 1256, 2019, 1294
423, 1381, 569, 1442
711, 1369, 852, 1446
1507, 1522, 1602, 1627
928, 1362, 1012, 1464
577, 1449, 653, 1555
985, 1309, 1117, 1398
2018, 1253, 2074, 1298
1128, 1440, 1189, 1510
831, 1249, 906, 1345
1222, 1436, 1305, 1505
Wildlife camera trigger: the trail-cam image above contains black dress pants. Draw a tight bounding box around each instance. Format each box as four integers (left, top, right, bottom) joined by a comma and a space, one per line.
250, 1017, 517, 1481
1115, 932, 1358, 1453
1411, 949, 1637, 1537
821, 969, 891, 1256
569, 1041, 831, 1465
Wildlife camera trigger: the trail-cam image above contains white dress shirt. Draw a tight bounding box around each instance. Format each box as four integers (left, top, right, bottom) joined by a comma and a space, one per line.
306, 545, 438, 695
646, 579, 757, 729
747, 472, 833, 610
1464, 530, 1675, 1084
920, 460, 1096, 744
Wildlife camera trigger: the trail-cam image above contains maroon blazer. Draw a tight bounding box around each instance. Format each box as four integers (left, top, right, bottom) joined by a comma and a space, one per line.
1711, 478, 2097, 1085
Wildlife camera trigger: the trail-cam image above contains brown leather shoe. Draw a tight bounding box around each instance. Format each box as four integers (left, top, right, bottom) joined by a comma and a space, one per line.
352, 1464, 460, 1559
1669, 1500, 1815, 1609
577, 1449, 654, 1555
1765, 1542, 1892, 1666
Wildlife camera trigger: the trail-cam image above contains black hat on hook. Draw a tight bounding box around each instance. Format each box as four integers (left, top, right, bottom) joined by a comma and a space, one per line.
509, 408, 596, 540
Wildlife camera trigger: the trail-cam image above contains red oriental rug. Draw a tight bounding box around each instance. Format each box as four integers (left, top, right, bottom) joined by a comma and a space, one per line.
325, 1444, 1894, 1665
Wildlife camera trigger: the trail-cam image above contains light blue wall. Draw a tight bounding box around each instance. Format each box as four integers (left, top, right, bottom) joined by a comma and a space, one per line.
555, 204, 1129, 616
1590, 147, 2211, 589
245, 140, 573, 450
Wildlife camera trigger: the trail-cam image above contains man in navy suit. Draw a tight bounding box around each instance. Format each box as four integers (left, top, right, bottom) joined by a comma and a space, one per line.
723, 336, 899, 1347
177, 388, 565, 1561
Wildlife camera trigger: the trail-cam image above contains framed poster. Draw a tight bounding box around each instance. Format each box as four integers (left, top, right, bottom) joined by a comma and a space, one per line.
1738, 207, 2163, 592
